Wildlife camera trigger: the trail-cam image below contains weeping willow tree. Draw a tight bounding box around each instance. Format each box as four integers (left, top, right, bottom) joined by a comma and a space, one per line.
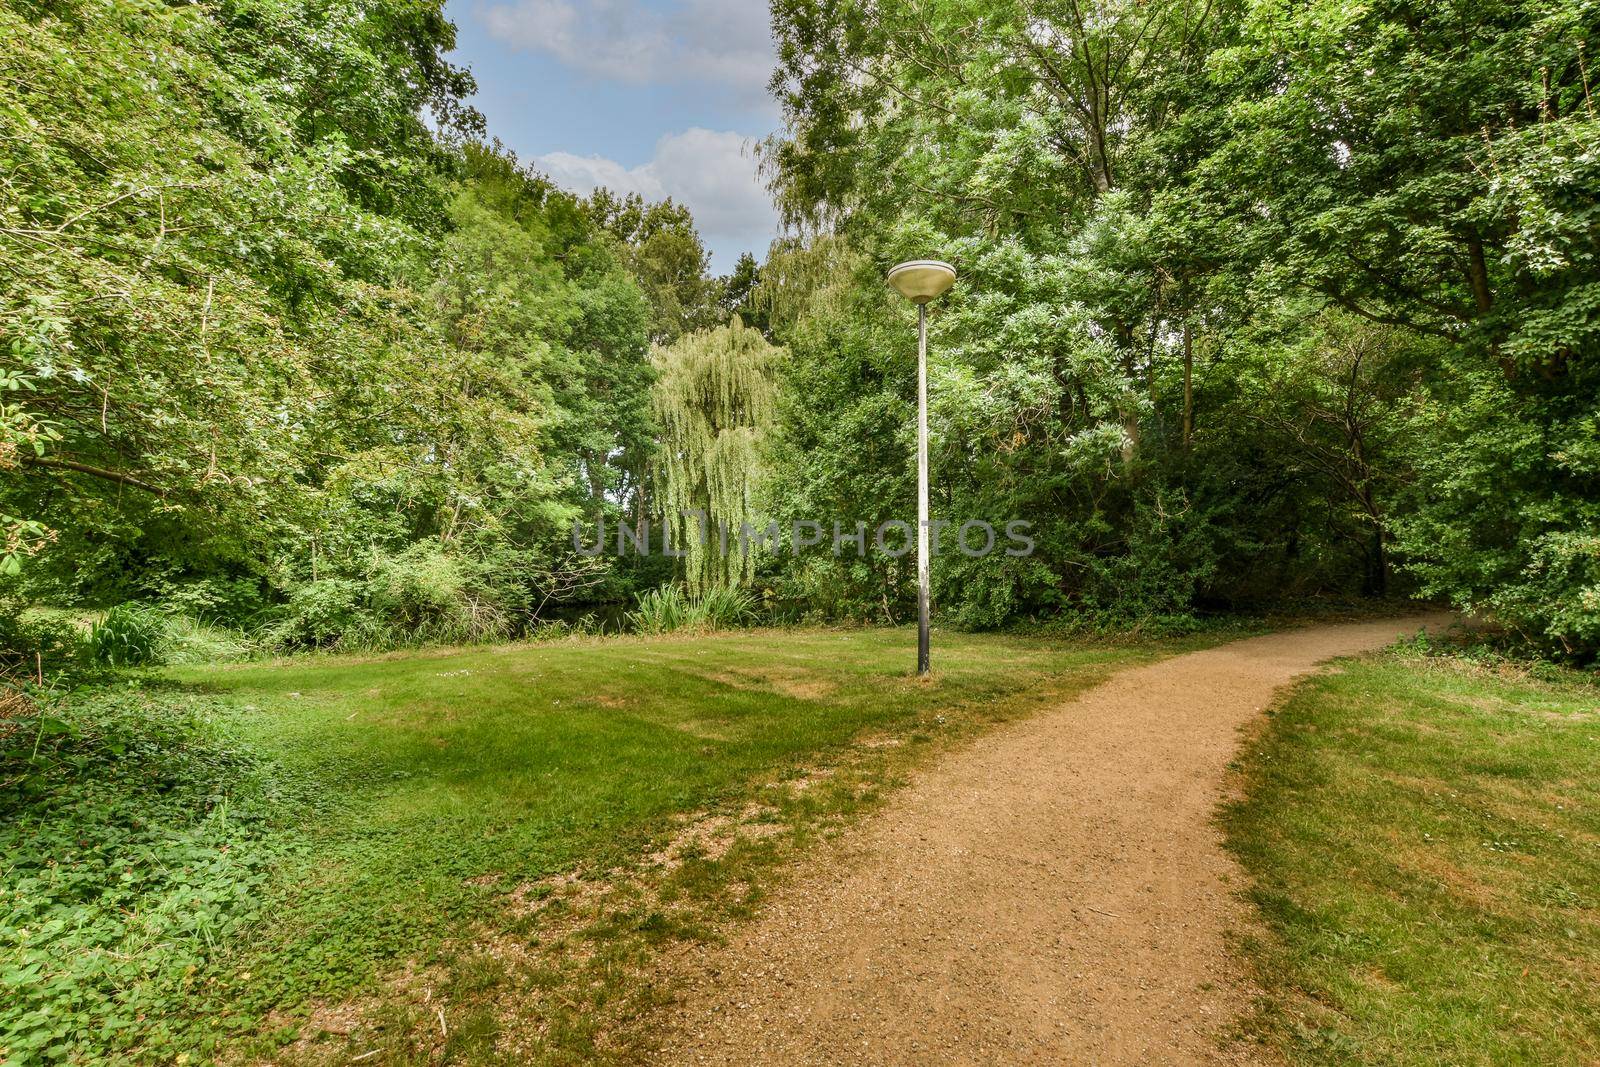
651, 317, 783, 594
749, 234, 864, 336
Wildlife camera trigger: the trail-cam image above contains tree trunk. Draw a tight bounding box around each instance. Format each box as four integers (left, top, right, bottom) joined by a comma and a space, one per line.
1465, 234, 1493, 316
1117, 326, 1139, 468
1181, 318, 1194, 451
1367, 522, 1390, 598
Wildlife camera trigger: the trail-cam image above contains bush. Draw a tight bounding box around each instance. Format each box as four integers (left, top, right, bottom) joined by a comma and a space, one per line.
150, 576, 268, 628
366, 545, 508, 646
1013, 608, 1213, 639
0, 601, 83, 679
1083, 487, 1220, 624
1393, 358, 1600, 663
85, 603, 168, 667
264, 548, 517, 653
627, 585, 757, 634
938, 553, 1064, 631
263, 578, 376, 651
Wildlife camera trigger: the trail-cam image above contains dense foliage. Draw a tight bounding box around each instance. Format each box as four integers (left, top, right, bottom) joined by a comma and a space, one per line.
3, 0, 1597, 664
0, 0, 674, 655
754, 0, 1600, 658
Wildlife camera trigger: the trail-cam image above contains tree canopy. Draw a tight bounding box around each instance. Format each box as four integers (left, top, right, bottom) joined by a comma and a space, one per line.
750, 0, 1599, 654
3, 0, 1597, 662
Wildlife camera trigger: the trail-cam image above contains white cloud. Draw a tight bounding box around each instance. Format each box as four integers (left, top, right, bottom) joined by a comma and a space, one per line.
481, 0, 774, 99
536, 128, 777, 271
537, 151, 668, 203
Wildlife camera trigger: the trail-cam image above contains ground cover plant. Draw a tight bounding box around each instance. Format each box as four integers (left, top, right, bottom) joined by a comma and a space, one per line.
1, 626, 1189, 1063
1, 686, 310, 1063
1225, 652, 1600, 1065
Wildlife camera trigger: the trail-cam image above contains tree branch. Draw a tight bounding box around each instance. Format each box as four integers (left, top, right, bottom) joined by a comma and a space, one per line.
19, 456, 166, 497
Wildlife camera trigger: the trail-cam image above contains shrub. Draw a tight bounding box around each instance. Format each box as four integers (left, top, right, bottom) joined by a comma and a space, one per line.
1393, 357, 1600, 664
628, 585, 690, 635
0, 600, 83, 679
263, 578, 376, 651
264, 548, 516, 653
627, 585, 757, 634
85, 603, 168, 667
367, 545, 509, 646
151, 576, 268, 627
938, 553, 1064, 631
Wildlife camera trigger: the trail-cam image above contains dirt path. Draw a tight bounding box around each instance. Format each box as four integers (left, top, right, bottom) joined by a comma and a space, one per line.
654, 615, 1453, 1065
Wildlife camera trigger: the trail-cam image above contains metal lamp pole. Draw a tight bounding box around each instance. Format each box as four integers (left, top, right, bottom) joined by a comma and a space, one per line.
886, 260, 958, 677
916, 300, 930, 676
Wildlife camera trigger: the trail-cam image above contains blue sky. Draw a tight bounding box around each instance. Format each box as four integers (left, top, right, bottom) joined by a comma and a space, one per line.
444, 0, 782, 272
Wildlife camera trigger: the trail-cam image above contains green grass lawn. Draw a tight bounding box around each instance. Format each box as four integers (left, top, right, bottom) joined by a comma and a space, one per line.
3, 626, 1173, 1064
203, 629, 1151, 1020
1225, 653, 1600, 1066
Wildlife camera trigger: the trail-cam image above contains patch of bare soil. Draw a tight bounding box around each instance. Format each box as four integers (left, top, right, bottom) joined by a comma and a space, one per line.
704, 665, 837, 701
642, 806, 787, 871
652, 614, 1455, 1066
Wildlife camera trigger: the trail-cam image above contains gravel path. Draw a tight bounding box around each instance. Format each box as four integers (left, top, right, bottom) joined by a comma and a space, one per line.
654, 615, 1453, 1065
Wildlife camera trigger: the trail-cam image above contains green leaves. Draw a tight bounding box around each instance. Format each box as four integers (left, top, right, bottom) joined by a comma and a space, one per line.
0, 1, 656, 633
0, 687, 302, 1063
757, 0, 1600, 653
651, 319, 784, 595
86, 604, 169, 668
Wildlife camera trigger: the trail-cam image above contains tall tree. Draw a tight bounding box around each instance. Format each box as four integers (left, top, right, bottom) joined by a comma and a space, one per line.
0, 0, 658, 637
1201, 0, 1600, 365
761, 0, 1235, 620
1197, 0, 1600, 654
650, 319, 783, 594
583, 190, 724, 343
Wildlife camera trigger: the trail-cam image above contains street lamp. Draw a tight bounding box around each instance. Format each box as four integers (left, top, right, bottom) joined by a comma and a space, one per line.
886, 259, 957, 677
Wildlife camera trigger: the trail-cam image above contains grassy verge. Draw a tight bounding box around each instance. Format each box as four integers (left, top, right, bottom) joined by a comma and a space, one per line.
1224, 652, 1600, 1066
4, 626, 1202, 1064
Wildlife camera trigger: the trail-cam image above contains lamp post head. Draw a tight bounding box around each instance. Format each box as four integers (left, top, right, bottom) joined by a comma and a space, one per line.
887, 259, 957, 304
